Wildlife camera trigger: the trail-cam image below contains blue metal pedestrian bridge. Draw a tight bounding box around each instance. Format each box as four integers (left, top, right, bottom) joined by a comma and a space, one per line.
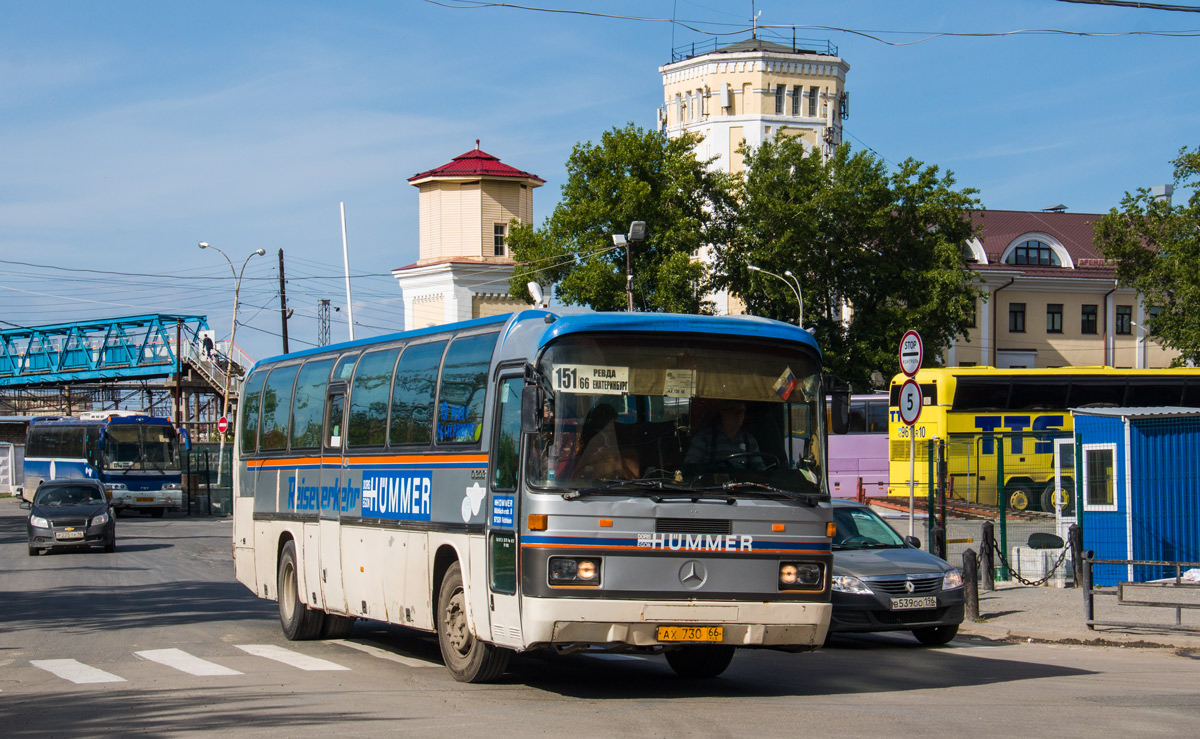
0, 314, 212, 387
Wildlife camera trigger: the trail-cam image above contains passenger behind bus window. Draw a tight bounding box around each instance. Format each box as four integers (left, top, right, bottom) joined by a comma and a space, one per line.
684, 399, 765, 473
573, 404, 639, 479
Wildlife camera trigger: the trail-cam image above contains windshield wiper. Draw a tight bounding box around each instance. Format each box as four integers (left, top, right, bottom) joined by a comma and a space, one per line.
706, 481, 827, 506
563, 479, 693, 500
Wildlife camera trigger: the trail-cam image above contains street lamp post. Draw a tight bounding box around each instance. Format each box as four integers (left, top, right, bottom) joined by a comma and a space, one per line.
748, 264, 803, 327
612, 221, 646, 312
199, 241, 266, 487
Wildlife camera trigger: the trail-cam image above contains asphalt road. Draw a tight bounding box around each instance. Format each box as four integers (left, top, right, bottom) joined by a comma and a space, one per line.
2, 498, 1197, 738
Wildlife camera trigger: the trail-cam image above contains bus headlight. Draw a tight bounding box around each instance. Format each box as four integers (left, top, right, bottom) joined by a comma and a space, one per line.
105, 483, 127, 492
831, 574, 874, 595
548, 557, 602, 587
942, 569, 964, 590
779, 562, 824, 590
162, 483, 181, 490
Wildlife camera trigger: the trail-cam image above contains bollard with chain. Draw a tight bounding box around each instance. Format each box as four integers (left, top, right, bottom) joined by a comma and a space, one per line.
980, 521, 995, 591
963, 548, 979, 622
1068, 523, 1083, 588
933, 525, 946, 561
1083, 550, 1094, 630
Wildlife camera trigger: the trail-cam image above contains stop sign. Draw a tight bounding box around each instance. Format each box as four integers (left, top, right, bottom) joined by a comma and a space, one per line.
217, 417, 229, 434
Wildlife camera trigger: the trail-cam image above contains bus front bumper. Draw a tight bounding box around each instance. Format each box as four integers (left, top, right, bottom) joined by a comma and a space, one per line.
519, 598, 831, 650
110, 490, 183, 510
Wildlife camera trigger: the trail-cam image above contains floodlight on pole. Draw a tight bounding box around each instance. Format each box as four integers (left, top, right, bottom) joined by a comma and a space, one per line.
619, 221, 646, 312
199, 241, 266, 486
748, 264, 802, 327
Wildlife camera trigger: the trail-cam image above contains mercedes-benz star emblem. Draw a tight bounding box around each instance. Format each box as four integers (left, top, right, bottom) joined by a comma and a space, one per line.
904, 579, 915, 593
679, 560, 708, 589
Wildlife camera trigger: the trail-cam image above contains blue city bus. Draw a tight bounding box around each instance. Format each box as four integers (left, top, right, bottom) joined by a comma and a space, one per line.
233, 309, 843, 682
23, 412, 188, 517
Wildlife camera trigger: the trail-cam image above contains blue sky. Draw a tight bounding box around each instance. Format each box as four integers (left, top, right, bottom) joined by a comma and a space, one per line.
2, 0, 1198, 361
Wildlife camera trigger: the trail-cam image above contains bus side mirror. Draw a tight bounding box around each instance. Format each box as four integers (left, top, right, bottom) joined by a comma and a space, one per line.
831, 388, 851, 435
521, 385, 545, 434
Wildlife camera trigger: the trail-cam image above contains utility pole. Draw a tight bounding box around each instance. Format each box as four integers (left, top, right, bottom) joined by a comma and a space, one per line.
318, 299, 331, 347
278, 248, 290, 354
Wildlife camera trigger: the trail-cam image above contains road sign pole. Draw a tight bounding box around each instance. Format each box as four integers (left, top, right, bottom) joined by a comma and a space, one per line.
909, 434, 916, 538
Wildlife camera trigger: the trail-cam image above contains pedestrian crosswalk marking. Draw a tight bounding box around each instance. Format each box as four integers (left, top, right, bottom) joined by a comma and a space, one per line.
234, 644, 350, 671
31, 659, 125, 684
135, 648, 243, 676
329, 639, 436, 668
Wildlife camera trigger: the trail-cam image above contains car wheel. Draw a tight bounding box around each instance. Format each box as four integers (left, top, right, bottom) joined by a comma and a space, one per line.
912, 624, 959, 646
436, 562, 510, 683
28, 545, 39, 557
664, 645, 736, 679
277, 540, 324, 640
320, 614, 356, 639
104, 531, 116, 554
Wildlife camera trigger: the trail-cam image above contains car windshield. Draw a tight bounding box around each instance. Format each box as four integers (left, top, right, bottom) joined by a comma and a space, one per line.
832, 506, 907, 549
35, 485, 105, 506
527, 333, 826, 498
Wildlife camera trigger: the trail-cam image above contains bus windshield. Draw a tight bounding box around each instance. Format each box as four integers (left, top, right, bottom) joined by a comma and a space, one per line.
103, 424, 181, 471
530, 334, 825, 497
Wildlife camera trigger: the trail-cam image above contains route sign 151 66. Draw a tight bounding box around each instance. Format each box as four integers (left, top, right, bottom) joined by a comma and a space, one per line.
897, 379, 923, 426
899, 330, 923, 377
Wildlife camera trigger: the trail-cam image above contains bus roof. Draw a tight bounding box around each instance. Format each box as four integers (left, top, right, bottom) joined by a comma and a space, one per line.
249, 309, 822, 374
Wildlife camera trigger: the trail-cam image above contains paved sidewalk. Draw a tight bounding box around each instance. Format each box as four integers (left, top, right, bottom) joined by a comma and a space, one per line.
959, 580, 1200, 649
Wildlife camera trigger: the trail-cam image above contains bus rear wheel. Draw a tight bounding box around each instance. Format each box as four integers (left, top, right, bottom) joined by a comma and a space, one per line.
277, 540, 325, 640
664, 645, 736, 679
436, 562, 510, 683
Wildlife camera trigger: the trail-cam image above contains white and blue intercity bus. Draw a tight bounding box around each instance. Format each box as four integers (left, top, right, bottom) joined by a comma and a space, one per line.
23, 411, 187, 516
232, 309, 846, 682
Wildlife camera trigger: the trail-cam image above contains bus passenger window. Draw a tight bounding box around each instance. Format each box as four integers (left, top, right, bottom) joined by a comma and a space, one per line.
326, 394, 345, 449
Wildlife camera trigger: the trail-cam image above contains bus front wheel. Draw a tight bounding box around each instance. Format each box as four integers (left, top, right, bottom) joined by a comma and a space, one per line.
665, 645, 736, 679
277, 540, 325, 640
436, 562, 510, 683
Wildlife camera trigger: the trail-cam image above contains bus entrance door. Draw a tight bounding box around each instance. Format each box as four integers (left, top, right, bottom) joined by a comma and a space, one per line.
318, 388, 348, 615
485, 376, 523, 648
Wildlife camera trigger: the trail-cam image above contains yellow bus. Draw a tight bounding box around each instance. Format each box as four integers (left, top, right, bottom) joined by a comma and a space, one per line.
887, 367, 1200, 512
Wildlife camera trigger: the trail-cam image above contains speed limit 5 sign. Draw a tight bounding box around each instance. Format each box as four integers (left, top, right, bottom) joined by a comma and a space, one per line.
897, 379, 923, 426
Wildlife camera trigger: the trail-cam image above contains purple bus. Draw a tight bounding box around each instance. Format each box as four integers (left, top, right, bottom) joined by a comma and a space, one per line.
827, 394, 889, 498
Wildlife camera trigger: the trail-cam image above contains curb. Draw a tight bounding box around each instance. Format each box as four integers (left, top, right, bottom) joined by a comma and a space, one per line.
959, 621, 1200, 650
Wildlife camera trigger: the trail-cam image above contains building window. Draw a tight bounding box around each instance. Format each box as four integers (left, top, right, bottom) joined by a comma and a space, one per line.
791, 84, 801, 115
1081, 304, 1098, 334
1083, 444, 1117, 510
774, 84, 785, 114
1115, 305, 1132, 335
1009, 303, 1026, 333
1005, 240, 1061, 267
1046, 304, 1063, 334
1147, 306, 1163, 334
807, 86, 819, 117
494, 224, 507, 256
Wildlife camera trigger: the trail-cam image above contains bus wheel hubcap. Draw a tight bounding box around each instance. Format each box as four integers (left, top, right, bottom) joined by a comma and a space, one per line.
445, 591, 470, 654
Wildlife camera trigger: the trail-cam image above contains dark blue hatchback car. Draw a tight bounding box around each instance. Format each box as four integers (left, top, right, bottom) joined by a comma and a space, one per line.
22, 479, 117, 556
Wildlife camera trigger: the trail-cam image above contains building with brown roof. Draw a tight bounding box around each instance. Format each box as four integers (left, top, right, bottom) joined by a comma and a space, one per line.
391, 142, 544, 330
951, 208, 1173, 369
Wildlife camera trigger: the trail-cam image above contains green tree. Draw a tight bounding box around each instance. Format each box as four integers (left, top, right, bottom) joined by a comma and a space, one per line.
1094, 146, 1200, 365
507, 123, 736, 313
712, 138, 983, 388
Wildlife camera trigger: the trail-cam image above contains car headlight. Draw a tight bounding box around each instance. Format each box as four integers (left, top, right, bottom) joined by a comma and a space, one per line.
942, 568, 964, 590
779, 562, 824, 590
831, 574, 874, 595
91, 512, 110, 526
30, 515, 50, 529
548, 556, 602, 587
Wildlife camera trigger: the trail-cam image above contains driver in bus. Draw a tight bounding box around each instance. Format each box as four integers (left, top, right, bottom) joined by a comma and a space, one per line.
573, 403, 639, 479
684, 399, 766, 473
